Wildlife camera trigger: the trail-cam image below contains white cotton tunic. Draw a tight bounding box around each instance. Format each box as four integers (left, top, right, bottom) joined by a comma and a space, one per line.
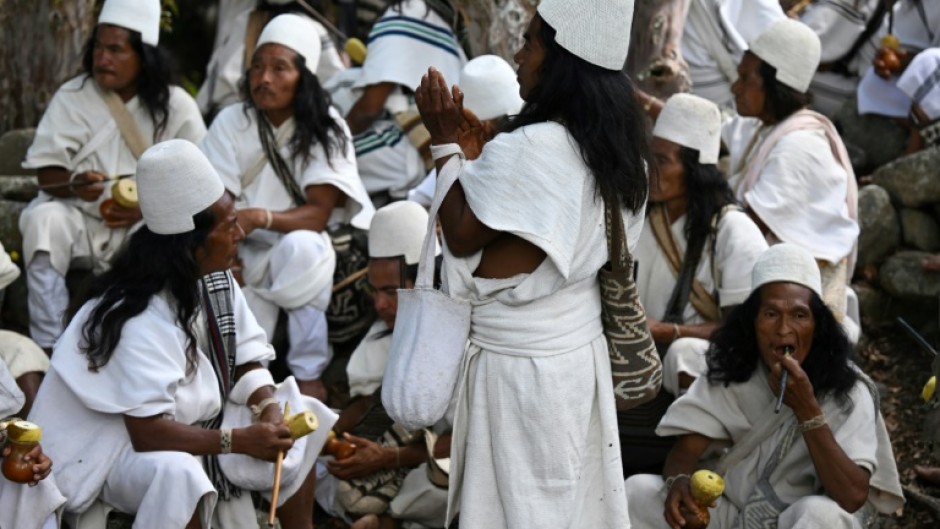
651, 366, 904, 526
346, 320, 392, 398
440, 122, 644, 529
635, 210, 768, 324
9, 281, 330, 529
201, 104, 373, 318
20, 76, 206, 274
723, 116, 859, 265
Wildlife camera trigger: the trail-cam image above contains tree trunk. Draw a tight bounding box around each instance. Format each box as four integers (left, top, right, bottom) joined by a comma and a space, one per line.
454, 0, 536, 62
0, 0, 97, 136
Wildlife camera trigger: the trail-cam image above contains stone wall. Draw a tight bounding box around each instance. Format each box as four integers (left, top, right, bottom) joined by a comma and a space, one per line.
856, 146, 940, 339
0, 129, 37, 334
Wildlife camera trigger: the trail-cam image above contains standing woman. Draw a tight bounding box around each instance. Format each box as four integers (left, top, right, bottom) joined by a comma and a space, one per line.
201, 14, 373, 401
415, 0, 648, 527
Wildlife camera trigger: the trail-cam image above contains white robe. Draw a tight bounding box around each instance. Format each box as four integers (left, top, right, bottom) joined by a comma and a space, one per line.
196, 8, 346, 115
346, 320, 392, 398
440, 123, 644, 528
625, 366, 904, 528
635, 210, 767, 325
20, 75, 206, 274
201, 104, 373, 325
3, 281, 336, 529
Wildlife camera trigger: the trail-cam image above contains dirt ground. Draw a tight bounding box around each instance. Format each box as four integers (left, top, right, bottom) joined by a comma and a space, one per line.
858, 323, 940, 528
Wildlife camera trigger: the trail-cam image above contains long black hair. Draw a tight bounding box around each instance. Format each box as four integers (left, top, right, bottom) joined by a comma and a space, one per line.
678, 146, 736, 251
505, 16, 650, 213
757, 56, 813, 124
240, 53, 348, 167
82, 25, 173, 139
75, 209, 215, 374
706, 286, 858, 406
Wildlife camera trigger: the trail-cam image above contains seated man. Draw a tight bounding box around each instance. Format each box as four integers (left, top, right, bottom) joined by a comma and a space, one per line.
625, 244, 903, 529
20, 0, 205, 353
316, 201, 451, 529
10, 140, 336, 529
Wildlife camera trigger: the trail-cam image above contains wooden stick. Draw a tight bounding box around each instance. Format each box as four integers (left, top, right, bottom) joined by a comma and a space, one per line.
786, 0, 813, 18
38, 173, 133, 191
268, 402, 290, 527
332, 266, 369, 293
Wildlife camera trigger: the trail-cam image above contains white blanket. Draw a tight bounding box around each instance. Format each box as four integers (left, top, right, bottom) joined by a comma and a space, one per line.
440, 123, 644, 528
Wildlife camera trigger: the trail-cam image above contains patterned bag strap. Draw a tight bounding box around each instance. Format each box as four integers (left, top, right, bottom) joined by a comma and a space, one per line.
604, 194, 630, 274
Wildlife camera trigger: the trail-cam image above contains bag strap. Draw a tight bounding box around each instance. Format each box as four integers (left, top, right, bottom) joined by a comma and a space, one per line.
715, 399, 790, 475
241, 117, 295, 192
687, 0, 739, 84
416, 153, 464, 288
603, 194, 630, 274
97, 85, 150, 160
243, 10, 272, 70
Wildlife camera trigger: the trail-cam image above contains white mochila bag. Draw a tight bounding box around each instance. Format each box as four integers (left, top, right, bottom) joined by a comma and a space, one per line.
382, 155, 470, 430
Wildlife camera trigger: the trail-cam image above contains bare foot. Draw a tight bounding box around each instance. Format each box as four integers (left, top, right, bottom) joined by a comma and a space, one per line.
922, 255, 940, 273
350, 514, 380, 529
914, 465, 940, 486
297, 378, 328, 402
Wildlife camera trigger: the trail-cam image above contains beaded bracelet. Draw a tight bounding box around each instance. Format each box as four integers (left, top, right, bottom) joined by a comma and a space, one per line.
220, 428, 233, 454
798, 414, 827, 433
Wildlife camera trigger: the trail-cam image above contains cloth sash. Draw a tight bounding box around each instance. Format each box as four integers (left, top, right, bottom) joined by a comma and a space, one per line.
199, 270, 240, 500
647, 205, 721, 323
95, 83, 150, 160
257, 110, 306, 206
736, 109, 859, 272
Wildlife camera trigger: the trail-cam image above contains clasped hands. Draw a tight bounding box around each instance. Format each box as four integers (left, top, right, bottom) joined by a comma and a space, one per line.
415, 66, 495, 161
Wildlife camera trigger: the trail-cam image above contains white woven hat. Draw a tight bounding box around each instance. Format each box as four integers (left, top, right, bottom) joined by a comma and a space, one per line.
751, 243, 822, 297
256, 14, 322, 74
460, 55, 525, 121
137, 140, 225, 235
98, 0, 162, 46
369, 201, 438, 265
537, 0, 634, 71
653, 94, 722, 164
748, 18, 821, 93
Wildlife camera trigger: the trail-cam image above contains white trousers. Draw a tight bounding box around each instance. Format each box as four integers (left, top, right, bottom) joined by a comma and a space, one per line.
26, 253, 71, 349
242, 230, 334, 380
625, 473, 864, 529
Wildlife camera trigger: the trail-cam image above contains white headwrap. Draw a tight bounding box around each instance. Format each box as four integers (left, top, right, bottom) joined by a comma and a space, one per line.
653, 94, 722, 164
98, 0, 162, 46
368, 201, 438, 265
537, 0, 635, 71
748, 18, 821, 93
138, 140, 225, 235
256, 14, 322, 74
460, 55, 525, 121
751, 243, 822, 297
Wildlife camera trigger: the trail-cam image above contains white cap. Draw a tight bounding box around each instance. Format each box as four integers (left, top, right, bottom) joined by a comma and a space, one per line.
137, 140, 225, 235
368, 201, 438, 265
98, 0, 161, 46
537, 0, 634, 71
751, 243, 822, 298
256, 14, 322, 74
460, 55, 525, 121
653, 94, 722, 164
748, 19, 821, 93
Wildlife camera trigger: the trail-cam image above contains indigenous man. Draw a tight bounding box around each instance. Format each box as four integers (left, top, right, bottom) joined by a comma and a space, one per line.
625, 244, 904, 529
201, 14, 373, 401
19, 0, 205, 353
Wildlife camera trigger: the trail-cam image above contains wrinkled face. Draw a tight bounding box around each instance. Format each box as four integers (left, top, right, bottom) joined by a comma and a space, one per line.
367, 258, 414, 330
513, 15, 546, 101
755, 282, 816, 370
731, 52, 767, 119
649, 137, 687, 204
197, 193, 245, 276
92, 24, 142, 99
249, 43, 301, 120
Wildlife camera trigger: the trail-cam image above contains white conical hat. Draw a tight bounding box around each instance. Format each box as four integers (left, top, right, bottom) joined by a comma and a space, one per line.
748, 19, 821, 93
751, 243, 822, 297
460, 55, 524, 121
256, 14, 322, 74
137, 140, 225, 235
653, 94, 722, 164
537, 0, 634, 71
369, 201, 438, 265
98, 0, 161, 46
